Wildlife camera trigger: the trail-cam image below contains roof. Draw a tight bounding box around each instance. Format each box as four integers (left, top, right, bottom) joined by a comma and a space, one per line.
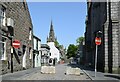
41, 44, 50, 50
33, 35, 41, 41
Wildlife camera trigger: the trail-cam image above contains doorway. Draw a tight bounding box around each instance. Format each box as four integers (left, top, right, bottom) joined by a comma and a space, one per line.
22, 45, 27, 69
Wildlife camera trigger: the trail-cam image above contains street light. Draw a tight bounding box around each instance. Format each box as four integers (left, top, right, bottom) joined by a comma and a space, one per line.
96, 31, 102, 37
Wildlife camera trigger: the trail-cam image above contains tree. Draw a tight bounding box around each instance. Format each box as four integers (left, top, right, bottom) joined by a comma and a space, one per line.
66, 44, 78, 59
76, 36, 85, 45
54, 40, 64, 50
54, 40, 59, 47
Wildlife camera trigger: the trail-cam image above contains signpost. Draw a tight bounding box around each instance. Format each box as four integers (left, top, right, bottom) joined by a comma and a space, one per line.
95, 37, 101, 77
11, 39, 20, 73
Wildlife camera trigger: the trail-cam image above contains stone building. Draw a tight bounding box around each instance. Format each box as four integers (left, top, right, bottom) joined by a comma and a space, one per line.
59, 45, 66, 61
85, 1, 120, 73
33, 35, 41, 67
0, 2, 33, 74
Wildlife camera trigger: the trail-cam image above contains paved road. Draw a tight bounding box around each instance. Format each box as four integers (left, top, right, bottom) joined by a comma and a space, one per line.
2, 63, 119, 81
1, 63, 90, 80
19, 64, 90, 80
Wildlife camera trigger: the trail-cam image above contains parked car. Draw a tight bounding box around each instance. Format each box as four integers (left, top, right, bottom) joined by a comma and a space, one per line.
70, 60, 76, 64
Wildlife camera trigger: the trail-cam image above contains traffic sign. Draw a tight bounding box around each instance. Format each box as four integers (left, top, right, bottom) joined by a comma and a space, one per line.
12, 40, 20, 48
95, 37, 101, 45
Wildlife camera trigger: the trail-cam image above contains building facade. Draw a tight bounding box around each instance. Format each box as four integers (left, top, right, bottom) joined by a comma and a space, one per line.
85, 1, 120, 74
41, 44, 50, 66
59, 45, 66, 62
0, 2, 33, 74
33, 35, 41, 67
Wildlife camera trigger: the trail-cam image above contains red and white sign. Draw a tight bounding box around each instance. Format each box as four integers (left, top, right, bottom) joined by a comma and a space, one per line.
12, 40, 20, 48
95, 37, 101, 45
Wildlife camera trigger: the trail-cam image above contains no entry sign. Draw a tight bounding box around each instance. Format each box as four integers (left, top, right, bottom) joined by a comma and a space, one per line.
95, 37, 101, 45
12, 40, 20, 48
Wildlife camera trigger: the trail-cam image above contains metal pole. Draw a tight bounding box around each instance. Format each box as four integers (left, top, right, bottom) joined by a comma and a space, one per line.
95, 45, 98, 77
11, 37, 13, 73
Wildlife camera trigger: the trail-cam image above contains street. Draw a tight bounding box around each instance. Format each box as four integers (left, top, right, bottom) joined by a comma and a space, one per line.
1, 63, 90, 80
0, 2, 120, 82
1, 63, 120, 81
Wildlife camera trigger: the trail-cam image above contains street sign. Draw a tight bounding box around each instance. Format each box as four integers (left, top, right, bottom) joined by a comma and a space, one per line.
12, 40, 20, 48
95, 37, 101, 77
95, 37, 101, 45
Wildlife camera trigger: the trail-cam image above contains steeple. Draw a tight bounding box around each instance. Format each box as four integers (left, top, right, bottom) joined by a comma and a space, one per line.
47, 20, 56, 42
50, 20, 53, 31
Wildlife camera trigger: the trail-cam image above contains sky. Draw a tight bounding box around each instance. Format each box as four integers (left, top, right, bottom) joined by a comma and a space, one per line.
27, 2, 87, 48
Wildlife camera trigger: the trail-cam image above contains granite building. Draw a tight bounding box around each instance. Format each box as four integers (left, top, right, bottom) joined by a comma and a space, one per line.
0, 2, 33, 74
85, 1, 120, 73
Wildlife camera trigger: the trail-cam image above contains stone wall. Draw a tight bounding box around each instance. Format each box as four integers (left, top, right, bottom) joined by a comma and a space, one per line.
108, 2, 119, 73
85, 2, 120, 74
119, 1, 120, 74
0, 2, 33, 74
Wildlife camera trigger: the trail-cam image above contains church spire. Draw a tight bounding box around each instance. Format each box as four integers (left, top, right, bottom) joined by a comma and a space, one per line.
50, 20, 54, 31
47, 20, 55, 42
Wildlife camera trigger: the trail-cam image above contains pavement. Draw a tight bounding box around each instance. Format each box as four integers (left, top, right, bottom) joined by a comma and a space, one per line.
0, 67, 41, 80
80, 65, 120, 81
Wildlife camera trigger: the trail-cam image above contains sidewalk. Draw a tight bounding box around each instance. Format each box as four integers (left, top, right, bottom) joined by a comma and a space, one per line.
0, 67, 41, 80
80, 66, 120, 81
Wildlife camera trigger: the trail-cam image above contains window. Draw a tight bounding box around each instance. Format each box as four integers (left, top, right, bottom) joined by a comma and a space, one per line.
29, 47, 32, 59
34, 38, 36, 50
49, 53, 51, 56
36, 40, 38, 50
38, 41, 41, 50
0, 5, 6, 27
29, 28, 32, 40
0, 36, 7, 60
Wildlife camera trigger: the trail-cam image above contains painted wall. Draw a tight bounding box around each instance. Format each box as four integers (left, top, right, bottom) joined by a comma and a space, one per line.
33, 37, 41, 67
47, 42, 60, 62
